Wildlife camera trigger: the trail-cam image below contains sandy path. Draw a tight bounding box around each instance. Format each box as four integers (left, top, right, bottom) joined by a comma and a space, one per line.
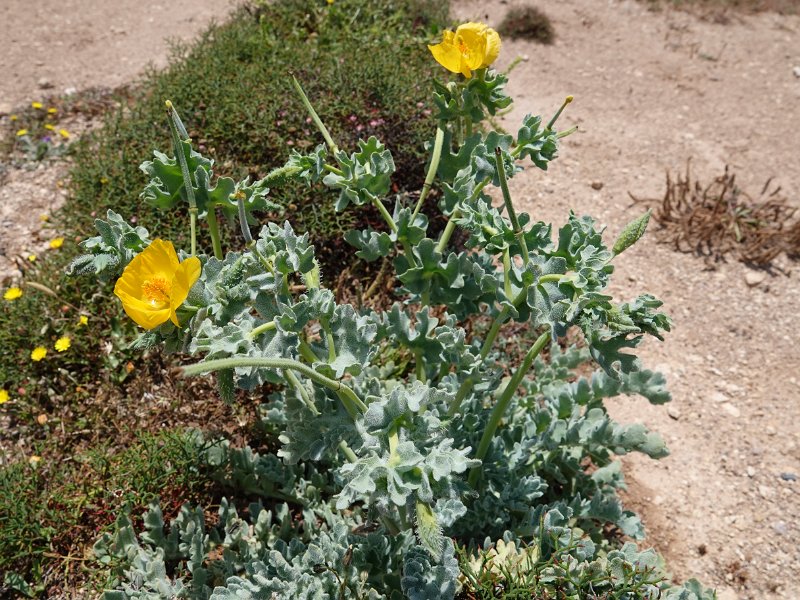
0, 0, 234, 111
453, 1, 800, 599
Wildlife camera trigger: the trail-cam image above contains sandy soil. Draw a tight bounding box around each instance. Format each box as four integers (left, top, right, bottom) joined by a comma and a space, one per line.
1, 0, 799, 599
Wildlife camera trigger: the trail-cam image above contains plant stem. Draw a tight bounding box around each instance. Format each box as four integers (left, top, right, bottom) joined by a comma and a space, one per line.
546, 95, 573, 131
236, 192, 253, 245
411, 125, 445, 221
494, 148, 529, 267
206, 206, 223, 260
284, 369, 319, 416
248, 320, 277, 339
338, 441, 358, 463
183, 356, 367, 415
372, 195, 397, 233
467, 331, 550, 488
414, 348, 425, 382
165, 100, 198, 257
435, 178, 490, 255
291, 75, 338, 154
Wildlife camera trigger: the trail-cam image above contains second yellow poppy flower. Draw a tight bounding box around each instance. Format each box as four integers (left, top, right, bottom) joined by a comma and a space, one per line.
428, 22, 501, 78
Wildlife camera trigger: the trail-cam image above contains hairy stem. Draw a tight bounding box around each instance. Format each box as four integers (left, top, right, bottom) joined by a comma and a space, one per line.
165, 100, 198, 257
467, 331, 550, 488
183, 356, 367, 415
495, 147, 529, 266
206, 206, 223, 260
290, 75, 338, 154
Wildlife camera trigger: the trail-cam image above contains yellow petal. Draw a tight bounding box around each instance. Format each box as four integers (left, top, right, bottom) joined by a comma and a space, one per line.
169, 256, 201, 326
455, 25, 487, 71
115, 287, 172, 329
428, 40, 463, 74
481, 27, 501, 68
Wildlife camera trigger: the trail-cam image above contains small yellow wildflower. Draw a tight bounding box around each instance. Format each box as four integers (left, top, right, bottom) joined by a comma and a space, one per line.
10, 115, 17, 121
47, 107, 58, 114
16, 129, 28, 137
55, 336, 71, 352
31, 101, 43, 110
0, 390, 9, 404
28, 254, 36, 262
44, 123, 55, 131
428, 22, 501, 78
99, 176, 109, 185
40, 214, 49, 222
59, 128, 70, 139
326, 0, 334, 4
29, 455, 42, 467
4, 287, 23, 301
114, 239, 201, 330
78, 315, 89, 326
49, 237, 64, 249
31, 347, 47, 362
36, 414, 48, 425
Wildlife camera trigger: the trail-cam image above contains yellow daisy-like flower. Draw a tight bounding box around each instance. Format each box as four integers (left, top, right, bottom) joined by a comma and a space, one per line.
59, 128, 70, 139
44, 124, 55, 131
31, 347, 47, 362
10, 115, 17, 121
4, 287, 23, 301
55, 336, 71, 352
428, 22, 501, 78
40, 214, 49, 222
28, 254, 36, 262
78, 315, 89, 326
31, 101, 43, 110
29, 455, 42, 467
47, 107, 58, 114
114, 239, 202, 330
0, 390, 9, 404
49, 237, 64, 249
16, 129, 29, 137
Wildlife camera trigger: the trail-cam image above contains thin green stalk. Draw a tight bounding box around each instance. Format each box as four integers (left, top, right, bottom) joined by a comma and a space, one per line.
299, 338, 322, 364
249, 320, 277, 339
166, 100, 198, 256
546, 95, 574, 131
495, 147, 529, 266
414, 348, 425, 382
411, 124, 445, 221
338, 441, 358, 463
435, 178, 490, 255
502, 249, 513, 300
467, 331, 550, 487
372, 196, 398, 233
236, 192, 253, 245
291, 75, 338, 153
183, 356, 367, 415
284, 369, 319, 416
206, 206, 223, 260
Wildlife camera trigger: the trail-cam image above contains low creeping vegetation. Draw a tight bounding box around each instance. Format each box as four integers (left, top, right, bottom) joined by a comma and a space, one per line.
63, 17, 714, 600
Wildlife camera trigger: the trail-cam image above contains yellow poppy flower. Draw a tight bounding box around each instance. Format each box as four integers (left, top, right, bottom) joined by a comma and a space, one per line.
31, 347, 47, 362
49, 237, 64, 249
55, 336, 71, 352
4, 287, 23, 301
0, 389, 9, 404
428, 22, 501, 78
113, 239, 201, 330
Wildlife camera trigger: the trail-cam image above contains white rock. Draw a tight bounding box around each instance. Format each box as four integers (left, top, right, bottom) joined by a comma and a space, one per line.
747, 466, 756, 478
758, 485, 773, 498
711, 391, 729, 403
667, 406, 681, 420
744, 271, 766, 287
793, 66, 800, 78
721, 403, 741, 417
37, 77, 53, 89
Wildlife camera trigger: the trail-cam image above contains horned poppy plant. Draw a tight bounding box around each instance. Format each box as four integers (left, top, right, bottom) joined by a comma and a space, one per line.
427, 22, 501, 78
113, 239, 201, 330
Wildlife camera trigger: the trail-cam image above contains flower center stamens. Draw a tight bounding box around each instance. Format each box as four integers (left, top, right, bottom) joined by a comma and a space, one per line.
142, 277, 171, 307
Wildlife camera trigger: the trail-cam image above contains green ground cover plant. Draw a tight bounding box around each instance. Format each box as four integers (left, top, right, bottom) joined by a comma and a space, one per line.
57, 16, 716, 600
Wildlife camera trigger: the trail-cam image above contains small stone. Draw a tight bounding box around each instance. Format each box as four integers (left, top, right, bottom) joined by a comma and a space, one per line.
590, 181, 604, 190
758, 485, 773, 498
721, 403, 740, 417
37, 77, 53, 89
780, 472, 797, 481
744, 271, 766, 287
64, 87, 77, 96
794, 66, 800, 78
772, 521, 789, 535
667, 406, 681, 420
746, 466, 756, 478
711, 391, 729, 403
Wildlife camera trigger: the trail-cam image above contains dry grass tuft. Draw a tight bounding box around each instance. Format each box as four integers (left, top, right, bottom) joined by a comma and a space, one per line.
631, 162, 799, 266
